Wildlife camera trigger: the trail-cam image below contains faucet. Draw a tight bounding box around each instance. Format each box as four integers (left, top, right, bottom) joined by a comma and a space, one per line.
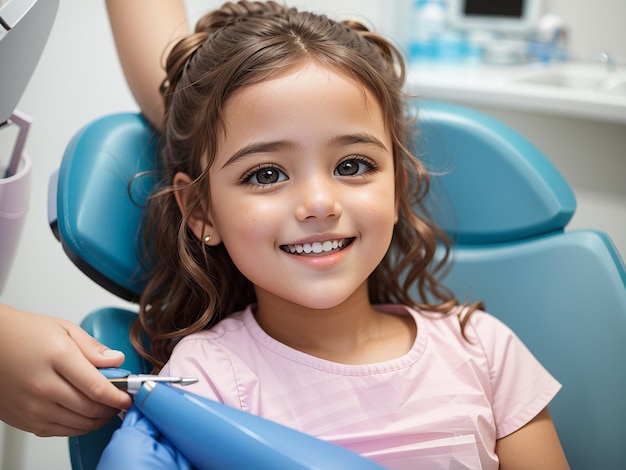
594, 51, 621, 92
597, 51, 617, 74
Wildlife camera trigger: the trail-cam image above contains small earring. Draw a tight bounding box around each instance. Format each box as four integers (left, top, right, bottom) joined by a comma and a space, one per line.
204, 235, 212, 244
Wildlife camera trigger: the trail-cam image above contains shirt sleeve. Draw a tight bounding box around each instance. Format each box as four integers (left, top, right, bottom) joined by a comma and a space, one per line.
160, 334, 252, 409
466, 311, 562, 439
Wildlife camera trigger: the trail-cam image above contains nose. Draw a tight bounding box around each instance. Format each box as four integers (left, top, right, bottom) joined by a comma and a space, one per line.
295, 175, 342, 221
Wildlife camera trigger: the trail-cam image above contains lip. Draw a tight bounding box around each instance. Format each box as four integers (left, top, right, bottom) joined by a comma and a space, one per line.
280, 237, 355, 269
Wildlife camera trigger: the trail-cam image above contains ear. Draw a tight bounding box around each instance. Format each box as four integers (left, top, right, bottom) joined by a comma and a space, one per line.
173, 172, 222, 245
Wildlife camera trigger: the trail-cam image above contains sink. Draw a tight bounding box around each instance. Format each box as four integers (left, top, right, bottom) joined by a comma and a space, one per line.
605, 81, 626, 95
514, 65, 626, 95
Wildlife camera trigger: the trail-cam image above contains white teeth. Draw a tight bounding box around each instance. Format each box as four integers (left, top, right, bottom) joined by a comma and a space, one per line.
287, 239, 346, 254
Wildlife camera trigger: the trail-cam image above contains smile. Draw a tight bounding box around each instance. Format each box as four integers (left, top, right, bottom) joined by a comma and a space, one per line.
281, 238, 354, 255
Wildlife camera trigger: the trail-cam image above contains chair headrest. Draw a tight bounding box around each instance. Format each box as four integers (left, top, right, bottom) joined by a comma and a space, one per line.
418, 101, 576, 244
53, 113, 159, 300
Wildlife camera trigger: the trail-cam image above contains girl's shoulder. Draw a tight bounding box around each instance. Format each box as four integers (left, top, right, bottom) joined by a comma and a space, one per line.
390, 304, 512, 342
395, 304, 528, 365
176, 307, 253, 343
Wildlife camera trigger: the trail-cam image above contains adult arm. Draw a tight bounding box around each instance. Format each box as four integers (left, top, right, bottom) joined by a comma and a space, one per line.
105, 0, 190, 131
0, 305, 132, 436
496, 407, 569, 469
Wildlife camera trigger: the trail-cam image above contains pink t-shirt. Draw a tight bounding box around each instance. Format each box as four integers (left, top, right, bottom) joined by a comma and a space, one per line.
161, 305, 561, 469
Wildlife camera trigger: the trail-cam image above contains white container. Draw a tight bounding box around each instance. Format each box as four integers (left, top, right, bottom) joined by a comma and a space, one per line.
0, 152, 32, 292
408, 0, 447, 60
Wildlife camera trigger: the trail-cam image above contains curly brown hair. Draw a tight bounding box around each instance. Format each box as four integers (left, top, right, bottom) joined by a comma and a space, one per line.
133, 1, 475, 371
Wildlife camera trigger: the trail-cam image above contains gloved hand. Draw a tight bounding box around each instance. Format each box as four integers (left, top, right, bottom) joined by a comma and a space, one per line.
97, 405, 191, 470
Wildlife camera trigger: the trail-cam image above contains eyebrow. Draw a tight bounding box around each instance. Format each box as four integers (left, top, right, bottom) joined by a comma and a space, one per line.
329, 133, 389, 152
221, 140, 297, 170
220, 132, 389, 170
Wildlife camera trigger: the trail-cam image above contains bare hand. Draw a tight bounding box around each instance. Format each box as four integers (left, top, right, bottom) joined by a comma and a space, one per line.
0, 305, 133, 436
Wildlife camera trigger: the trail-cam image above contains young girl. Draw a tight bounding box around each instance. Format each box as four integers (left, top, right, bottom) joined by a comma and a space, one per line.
101, 1, 569, 468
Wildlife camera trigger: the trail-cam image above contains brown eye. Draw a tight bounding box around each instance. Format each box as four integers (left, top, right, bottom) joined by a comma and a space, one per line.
335, 157, 376, 177
254, 168, 281, 184
242, 165, 287, 185
336, 160, 359, 176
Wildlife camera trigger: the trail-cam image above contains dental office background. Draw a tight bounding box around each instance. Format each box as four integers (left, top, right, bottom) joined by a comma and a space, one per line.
1, 0, 625, 469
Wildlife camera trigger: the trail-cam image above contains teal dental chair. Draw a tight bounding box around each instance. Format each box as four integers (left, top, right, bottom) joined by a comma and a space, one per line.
49, 101, 626, 469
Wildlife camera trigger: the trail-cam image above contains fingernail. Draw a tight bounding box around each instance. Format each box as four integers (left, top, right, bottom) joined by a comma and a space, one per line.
102, 349, 123, 357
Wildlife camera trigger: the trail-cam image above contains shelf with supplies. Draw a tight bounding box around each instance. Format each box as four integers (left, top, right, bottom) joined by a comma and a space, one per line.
406, 59, 626, 125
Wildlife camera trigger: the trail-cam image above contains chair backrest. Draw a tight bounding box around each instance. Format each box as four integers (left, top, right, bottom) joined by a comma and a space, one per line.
418, 101, 626, 470
50, 102, 626, 470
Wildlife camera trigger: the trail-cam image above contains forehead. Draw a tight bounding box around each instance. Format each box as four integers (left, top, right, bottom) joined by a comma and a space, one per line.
218, 60, 387, 143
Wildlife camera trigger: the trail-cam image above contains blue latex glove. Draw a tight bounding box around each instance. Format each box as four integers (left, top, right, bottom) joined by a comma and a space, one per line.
97, 405, 191, 470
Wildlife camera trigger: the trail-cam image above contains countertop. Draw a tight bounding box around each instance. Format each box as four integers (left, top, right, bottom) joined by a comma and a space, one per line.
405, 59, 626, 124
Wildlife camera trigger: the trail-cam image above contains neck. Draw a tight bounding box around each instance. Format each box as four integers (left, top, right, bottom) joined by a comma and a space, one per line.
254, 283, 415, 364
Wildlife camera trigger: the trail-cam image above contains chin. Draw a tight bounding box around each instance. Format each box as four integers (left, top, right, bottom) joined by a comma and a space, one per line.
287, 291, 362, 312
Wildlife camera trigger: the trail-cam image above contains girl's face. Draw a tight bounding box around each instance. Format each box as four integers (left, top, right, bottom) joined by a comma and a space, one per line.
198, 61, 397, 311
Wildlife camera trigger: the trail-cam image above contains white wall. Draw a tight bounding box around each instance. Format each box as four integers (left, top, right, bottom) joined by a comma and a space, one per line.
543, 0, 626, 61
1, 1, 624, 469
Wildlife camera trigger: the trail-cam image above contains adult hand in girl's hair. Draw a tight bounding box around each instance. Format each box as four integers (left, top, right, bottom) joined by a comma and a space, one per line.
0, 304, 132, 436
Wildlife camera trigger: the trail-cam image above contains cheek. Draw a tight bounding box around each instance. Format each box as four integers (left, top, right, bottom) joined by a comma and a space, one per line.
369, 189, 398, 247
356, 183, 397, 226
212, 197, 282, 249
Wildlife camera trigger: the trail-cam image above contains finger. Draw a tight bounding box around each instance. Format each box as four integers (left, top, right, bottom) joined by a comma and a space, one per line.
64, 322, 125, 368
52, 347, 132, 412
34, 413, 119, 437
3, 386, 117, 436
51, 402, 122, 436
